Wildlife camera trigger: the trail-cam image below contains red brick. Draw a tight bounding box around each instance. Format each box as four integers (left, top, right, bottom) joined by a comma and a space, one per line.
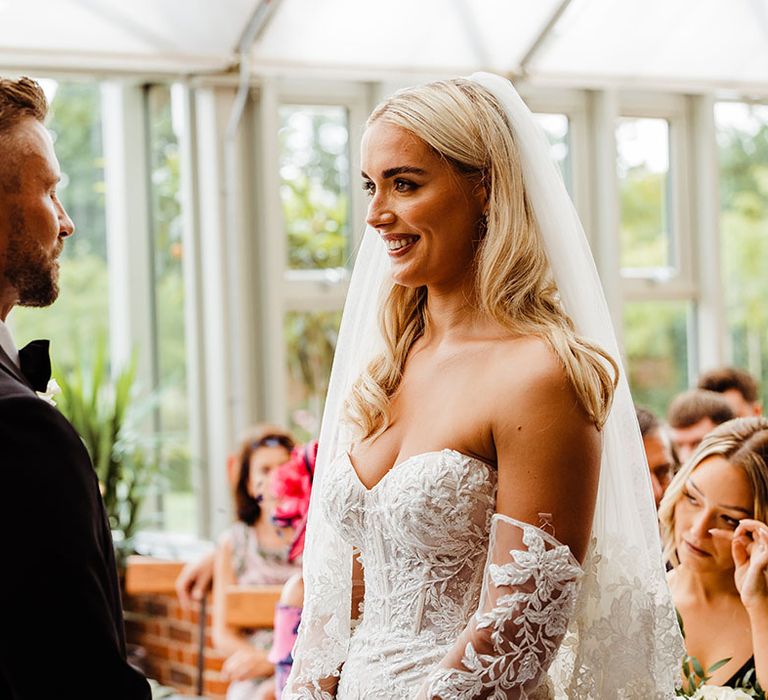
145, 599, 169, 617
145, 642, 171, 661
124, 618, 145, 639
169, 623, 193, 643
169, 665, 194, 687
204, 677, 231, 696
204, 654, 225, 672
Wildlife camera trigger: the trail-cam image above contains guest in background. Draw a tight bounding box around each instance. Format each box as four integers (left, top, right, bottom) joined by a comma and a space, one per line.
699, 366, 763, 418
659, 418, 768, 692
668, 389, 735, 463
636, 406, 676, 508
212, 425, 302, 700
267, 440, 318, 699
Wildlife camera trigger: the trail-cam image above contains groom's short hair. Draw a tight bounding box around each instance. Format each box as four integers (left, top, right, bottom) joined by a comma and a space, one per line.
0, 77, 47, 136
0, 77, 48, 194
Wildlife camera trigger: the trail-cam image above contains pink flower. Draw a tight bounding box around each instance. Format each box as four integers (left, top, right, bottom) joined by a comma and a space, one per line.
271, 442, 318, 546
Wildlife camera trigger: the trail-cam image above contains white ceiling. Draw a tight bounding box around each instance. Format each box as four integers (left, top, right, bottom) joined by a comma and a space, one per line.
0, 0, 767, 93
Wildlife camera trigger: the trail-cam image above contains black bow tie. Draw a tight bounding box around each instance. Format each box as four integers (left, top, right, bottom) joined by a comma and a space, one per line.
18, 339, 51, 392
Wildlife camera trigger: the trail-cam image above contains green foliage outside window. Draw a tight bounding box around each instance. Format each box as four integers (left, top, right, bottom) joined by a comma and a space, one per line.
279, 106, 350, 269
146, 85, 193, 532
11, 81, 109, 373
718, 104, 768, 407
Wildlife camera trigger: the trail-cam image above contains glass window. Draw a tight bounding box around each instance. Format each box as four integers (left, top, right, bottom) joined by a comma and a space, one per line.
624, 300, 692, 415
10, 80, 109, 371
716, 101, 768, 406
535, 113, 571, 191
616, 117, 673, 275
279, 105, 351, 270
147, 84, 193, 533
284, 310, 342, 441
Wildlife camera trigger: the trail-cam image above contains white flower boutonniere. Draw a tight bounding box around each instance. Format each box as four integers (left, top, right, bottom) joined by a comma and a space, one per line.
36, 378, 62, 406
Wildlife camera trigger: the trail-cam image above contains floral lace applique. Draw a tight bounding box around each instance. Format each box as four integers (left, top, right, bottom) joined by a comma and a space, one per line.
424, 523, 582, 699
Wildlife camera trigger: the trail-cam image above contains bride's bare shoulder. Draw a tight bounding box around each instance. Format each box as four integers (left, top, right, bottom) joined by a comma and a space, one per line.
483, 334, 589, 426
487, 334, 567, 388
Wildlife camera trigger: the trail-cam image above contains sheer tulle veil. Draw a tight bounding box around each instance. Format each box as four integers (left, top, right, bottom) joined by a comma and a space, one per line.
286, 72, 683, 698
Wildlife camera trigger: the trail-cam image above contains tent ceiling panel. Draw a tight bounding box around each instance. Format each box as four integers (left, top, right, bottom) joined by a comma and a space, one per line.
530, 0, 768, 91
249, 0, 561, 76
0, 0, 258, 74
0, 0, 766, 91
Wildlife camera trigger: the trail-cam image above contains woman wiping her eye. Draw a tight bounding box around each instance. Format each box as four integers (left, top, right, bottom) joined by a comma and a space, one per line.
660, 417, 768, 693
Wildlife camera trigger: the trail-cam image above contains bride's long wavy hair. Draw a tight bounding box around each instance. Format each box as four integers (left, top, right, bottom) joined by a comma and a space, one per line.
345, 79, 617, 441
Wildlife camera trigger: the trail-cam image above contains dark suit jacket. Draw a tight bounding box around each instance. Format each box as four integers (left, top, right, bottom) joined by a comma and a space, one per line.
0, 345, 151, 698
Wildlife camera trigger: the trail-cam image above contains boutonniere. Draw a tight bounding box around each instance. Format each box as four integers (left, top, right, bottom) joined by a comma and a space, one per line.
36, 378, 62, 406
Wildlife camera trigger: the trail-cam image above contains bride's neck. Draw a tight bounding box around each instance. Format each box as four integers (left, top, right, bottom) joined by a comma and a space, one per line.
422, 280, 490, 344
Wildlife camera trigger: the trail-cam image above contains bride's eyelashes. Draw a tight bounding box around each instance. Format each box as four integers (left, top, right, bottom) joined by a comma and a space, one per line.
361, 178, 421, 196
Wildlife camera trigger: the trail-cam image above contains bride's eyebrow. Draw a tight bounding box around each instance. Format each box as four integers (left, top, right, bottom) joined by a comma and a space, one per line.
360, 166, 428, 180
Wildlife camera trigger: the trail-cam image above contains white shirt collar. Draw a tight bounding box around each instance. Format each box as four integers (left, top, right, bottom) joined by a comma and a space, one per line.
0, 319, 20, 367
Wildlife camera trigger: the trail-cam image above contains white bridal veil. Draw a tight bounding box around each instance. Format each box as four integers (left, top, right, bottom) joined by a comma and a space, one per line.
287, 72, 683, 698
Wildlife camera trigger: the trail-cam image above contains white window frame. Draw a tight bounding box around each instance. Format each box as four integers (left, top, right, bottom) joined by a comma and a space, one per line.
254, 78, 372, 426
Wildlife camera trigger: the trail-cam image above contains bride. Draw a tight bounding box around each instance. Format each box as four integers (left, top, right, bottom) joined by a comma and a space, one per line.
285, 74, 682, 698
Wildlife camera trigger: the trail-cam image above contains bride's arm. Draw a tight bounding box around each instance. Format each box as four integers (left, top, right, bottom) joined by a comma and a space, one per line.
419, 350, 601, 699
282, 550, 365, 699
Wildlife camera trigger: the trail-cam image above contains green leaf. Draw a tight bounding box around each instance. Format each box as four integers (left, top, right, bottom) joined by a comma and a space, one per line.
706, 656, 732, 674
691, 656, 705, 680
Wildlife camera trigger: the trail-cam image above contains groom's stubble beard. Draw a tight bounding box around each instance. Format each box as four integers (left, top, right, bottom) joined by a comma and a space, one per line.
3, 204, 62, 308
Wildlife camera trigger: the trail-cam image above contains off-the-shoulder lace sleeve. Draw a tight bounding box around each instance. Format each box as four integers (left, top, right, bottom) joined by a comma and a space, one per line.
420, 514, 583, 699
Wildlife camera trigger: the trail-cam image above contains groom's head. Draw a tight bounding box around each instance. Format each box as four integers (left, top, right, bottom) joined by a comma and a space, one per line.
0, 77, 74, 319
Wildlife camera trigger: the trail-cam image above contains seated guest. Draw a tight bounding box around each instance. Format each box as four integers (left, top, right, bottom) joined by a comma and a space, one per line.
212, 425, 302, 700
176, 446, 268, 608
267, 440, 318, 699
659, 418, 768, 692
668, 389, 735, 463
636, 406, 676, 508
699, 366, 763, 418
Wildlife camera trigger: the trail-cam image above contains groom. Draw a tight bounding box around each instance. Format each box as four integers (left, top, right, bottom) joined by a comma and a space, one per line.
0, 77, 150, 697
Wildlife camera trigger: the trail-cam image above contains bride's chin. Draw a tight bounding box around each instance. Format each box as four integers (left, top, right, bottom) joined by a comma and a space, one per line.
389, 267, 425, 289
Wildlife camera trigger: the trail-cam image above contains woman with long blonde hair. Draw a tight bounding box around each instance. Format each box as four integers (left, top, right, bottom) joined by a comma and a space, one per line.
285, 74, 681, 699
660, 417, 768, 692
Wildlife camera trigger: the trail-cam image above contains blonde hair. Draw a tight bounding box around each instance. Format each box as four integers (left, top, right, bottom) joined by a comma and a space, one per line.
345, 78, 617, 441
658, 416, 768, 567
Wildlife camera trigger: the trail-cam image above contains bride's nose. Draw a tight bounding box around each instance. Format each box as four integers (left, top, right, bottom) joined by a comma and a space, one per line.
367, 197, 396, 230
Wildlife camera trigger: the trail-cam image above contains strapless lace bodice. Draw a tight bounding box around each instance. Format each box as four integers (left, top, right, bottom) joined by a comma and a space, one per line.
321, 449, 497, 697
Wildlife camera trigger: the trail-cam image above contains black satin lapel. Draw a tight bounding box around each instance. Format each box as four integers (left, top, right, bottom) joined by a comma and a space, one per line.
0, 343, 33, 389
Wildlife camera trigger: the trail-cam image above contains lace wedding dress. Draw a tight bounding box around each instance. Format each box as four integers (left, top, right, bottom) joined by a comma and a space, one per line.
288, 445, 681, 699
322, 448, 581, 699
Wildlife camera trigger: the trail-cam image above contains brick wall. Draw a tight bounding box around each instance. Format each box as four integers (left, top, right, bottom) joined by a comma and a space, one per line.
124, 593, 230, 699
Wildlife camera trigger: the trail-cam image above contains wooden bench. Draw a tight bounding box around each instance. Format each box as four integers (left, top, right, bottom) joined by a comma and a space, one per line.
124, 556, 185, 595
224, 584, 282, 629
